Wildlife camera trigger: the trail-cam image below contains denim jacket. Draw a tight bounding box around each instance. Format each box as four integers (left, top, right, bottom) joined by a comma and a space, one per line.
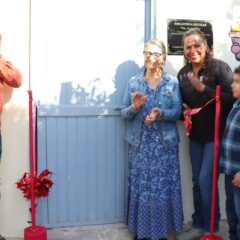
121, 71, 182, 147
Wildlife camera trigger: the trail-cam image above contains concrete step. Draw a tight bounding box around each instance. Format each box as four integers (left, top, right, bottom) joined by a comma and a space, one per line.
5, 220, 229, 240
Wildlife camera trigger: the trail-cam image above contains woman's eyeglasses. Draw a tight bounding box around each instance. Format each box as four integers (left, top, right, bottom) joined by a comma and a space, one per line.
143, 51, 162, 58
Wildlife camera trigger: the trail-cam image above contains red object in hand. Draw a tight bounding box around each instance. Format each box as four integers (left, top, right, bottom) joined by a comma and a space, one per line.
184, 112, 192, 136
184, 107, 201, 136
183, 98, 215, 136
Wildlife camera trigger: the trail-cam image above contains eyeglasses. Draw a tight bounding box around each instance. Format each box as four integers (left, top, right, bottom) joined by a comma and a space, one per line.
143, 51, 162, 58
184, 41, 203, 52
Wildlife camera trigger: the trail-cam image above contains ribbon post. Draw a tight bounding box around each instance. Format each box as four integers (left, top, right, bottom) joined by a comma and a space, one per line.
23, 90, 47, 240
200, 85, 222, 240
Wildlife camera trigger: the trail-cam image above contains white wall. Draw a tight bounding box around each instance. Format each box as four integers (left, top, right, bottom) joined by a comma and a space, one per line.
0, 0, 30, 238
30, 0, 145, 106
155, 0, 240, 223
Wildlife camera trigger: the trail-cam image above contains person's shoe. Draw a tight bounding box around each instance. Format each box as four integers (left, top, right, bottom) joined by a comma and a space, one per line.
0, 235, 6, 240
133, 235, 138, 240
133, 236, 149, 240
176, 227, 204, 240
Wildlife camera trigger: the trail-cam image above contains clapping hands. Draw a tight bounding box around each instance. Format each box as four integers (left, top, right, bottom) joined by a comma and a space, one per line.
131, 92, 147, 111
130, 92, 160, 125
145, 108, 160, 125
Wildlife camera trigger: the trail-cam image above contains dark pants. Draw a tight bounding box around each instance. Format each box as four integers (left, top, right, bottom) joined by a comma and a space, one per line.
190, 140, 220, 232
225, 174, 240, 240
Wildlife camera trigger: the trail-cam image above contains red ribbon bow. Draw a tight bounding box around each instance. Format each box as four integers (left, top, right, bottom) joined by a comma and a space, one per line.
16, 169, 53, 200
184, 97, 215, 136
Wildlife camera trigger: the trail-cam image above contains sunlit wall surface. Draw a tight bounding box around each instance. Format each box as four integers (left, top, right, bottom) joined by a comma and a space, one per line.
0, 0, 29, 238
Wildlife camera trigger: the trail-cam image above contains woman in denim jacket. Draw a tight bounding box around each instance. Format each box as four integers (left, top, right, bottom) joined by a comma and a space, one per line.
121, 39, 183, 240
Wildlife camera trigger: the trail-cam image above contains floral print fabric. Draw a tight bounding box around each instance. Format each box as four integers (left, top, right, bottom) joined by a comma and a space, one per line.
127, 83, 183, 239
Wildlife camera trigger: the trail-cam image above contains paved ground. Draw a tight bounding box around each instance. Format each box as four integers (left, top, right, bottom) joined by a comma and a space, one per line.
5, 220, 229, 240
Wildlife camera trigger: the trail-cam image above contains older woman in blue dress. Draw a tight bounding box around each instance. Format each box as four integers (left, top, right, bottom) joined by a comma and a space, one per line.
121, 39, 183, 240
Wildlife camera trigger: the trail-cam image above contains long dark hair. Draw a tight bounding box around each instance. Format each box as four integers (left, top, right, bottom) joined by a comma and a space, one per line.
234, 65, 240, 74
182, 28, 213, 83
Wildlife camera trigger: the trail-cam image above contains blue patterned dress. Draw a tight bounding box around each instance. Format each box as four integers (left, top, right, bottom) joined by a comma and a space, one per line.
127, 83, 183, 240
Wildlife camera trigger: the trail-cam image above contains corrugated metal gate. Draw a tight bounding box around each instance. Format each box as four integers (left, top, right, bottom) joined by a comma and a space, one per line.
30, 0, 151, 228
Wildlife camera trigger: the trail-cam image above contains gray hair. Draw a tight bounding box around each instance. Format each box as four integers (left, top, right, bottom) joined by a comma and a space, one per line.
144, 38, 167, 62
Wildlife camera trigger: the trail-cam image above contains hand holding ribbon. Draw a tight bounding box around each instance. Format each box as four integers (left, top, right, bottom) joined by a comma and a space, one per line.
183, 98, 215, 136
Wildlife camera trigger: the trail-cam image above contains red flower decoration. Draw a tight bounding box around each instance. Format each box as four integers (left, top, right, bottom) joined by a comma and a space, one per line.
16, 169, 53, 200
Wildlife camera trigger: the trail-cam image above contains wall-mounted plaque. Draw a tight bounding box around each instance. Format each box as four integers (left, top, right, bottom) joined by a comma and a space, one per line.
167, 19, 213, 55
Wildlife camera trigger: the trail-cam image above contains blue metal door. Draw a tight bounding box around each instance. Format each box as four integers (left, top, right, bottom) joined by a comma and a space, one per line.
31, 0, 149, 227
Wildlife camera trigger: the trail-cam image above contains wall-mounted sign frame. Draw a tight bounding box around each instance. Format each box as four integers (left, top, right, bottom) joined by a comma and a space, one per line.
167, 19, 213, 55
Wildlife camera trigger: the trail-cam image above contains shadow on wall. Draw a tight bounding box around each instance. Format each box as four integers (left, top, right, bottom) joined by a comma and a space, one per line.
111, 61, 143, 106
164, 58, 182, 76
59, 60, 142, 108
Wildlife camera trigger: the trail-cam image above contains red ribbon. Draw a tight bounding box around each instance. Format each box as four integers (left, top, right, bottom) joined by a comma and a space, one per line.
184, 97, 215, 136
16, 169, 53, 201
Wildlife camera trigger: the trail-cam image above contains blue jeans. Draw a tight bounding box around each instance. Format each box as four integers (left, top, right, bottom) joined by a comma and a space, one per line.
190, 140, 220, 232
225, 175, 240, 240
